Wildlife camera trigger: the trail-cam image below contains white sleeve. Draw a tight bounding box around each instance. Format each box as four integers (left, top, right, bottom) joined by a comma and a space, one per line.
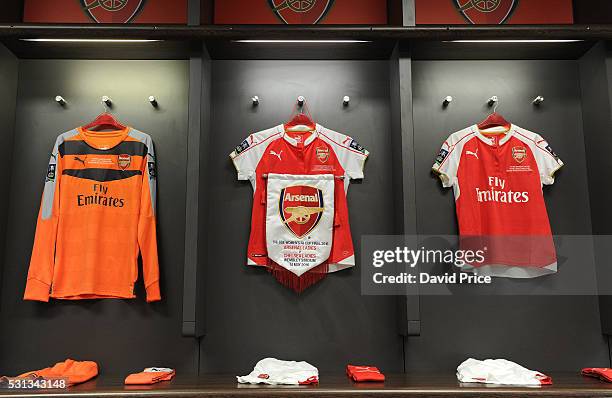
229, 135, 257, 180
229, 128, 281, 181
532, 135, 564, 185
318, 128, 369, 179
432, 140, 460, 188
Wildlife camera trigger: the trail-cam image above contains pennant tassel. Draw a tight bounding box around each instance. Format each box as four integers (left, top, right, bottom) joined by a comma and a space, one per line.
267, 262, 329, 293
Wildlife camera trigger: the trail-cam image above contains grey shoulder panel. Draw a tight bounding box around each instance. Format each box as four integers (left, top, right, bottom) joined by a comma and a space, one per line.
42, 130, 78, 220
128, 129, 157, 215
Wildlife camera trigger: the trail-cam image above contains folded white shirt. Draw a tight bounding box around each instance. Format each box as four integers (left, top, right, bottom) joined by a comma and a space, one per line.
237, 358, 319, 385
457, 358, 551, 386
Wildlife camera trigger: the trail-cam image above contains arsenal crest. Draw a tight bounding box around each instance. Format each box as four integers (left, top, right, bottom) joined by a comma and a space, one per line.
279, 185, 324, 238
118, 154, 131, 169
454, 0, 518, 24
268, 0, 335, 24
80, 0, 147, 23
512, 146, 527, 163
316, 147, 329, 163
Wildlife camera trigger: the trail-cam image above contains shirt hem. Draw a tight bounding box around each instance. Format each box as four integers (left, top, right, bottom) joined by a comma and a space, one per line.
50, 290, 137, 300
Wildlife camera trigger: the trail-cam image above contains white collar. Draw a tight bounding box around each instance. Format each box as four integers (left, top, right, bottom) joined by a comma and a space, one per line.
472, 124, 514, 146
278, 123, 320, 147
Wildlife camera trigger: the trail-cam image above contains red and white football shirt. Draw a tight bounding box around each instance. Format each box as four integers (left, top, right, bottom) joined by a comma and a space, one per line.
433, 124, 563, 278
230, 123, 368, 289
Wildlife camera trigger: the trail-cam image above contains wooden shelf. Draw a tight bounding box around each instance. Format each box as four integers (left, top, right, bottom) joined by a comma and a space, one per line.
0, 24, 606, 60
1, 374, 611, 397
0, 24, 611, 41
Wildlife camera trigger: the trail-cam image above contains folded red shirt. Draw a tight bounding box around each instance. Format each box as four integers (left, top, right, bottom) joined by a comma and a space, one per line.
346, 365, 385, 382
582, 368, 612, 383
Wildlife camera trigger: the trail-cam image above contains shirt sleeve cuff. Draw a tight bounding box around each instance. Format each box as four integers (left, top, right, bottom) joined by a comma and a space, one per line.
146, 282, 161, 302
543, 162, 564, 185
347, 152, 368, 180
432, 167, 453, 188
23, 278, 50, 302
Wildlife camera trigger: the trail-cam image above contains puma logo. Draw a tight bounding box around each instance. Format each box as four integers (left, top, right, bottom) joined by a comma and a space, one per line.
466, 148, 479, 159
270, 150, 283, 161
74, 156, 86, 166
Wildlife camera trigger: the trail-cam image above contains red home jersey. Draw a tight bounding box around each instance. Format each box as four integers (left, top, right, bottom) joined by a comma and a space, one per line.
230, 123, 368, 291
433, 124, 563, 278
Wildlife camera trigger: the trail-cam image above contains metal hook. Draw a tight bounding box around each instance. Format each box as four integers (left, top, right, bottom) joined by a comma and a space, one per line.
443, 96, 453, 107
101, 96, 112, 112
252, 95, 260, 106
488, 96, 499, 113
297, 96, 306, 114
148, 96, 158, 107
533, 96, 544, 106
55, 96, 66, 106
343, 96, 350, 106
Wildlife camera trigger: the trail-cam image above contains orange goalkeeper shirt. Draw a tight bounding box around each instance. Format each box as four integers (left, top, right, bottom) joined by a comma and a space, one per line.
24, 127, 160, 302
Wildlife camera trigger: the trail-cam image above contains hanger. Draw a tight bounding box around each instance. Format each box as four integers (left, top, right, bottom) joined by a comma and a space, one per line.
477, 97, 510, 133
285, 97, 315, 132
82, 98, 126, 131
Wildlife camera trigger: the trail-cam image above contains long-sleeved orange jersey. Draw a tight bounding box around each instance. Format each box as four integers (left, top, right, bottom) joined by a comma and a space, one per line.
24, 127, 160, 302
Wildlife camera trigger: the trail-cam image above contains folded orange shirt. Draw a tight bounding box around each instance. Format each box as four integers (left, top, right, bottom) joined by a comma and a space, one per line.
125, 368, 175, 385
18, 359, 98, 386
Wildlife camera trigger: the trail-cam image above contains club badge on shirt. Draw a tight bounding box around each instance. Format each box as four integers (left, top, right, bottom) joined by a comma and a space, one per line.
118, 154, 131, 170
512, 146, 527, 163
316, 147, 329, 163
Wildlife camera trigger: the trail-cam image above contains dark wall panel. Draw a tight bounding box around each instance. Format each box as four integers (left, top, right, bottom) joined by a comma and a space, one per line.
200, 60, 403, 374
579, 43, 612, 335
0, 44, 18, 301
581, 43, 612, 237
407, 59, 608, 371
389, 45, 421, 337
573, 0, 612, 24
0, 0, 22, 23
602, 45, 612, 341
0, 60, 198, 376
195, 49, 212, 338
607, 43, 612, 119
